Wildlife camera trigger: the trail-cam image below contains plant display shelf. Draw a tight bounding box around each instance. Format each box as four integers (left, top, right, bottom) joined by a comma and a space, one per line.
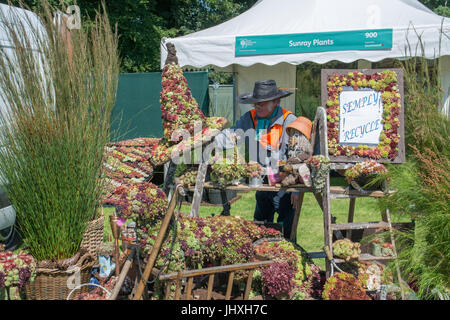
182, 107, 402, 292
181, 195, 242, 207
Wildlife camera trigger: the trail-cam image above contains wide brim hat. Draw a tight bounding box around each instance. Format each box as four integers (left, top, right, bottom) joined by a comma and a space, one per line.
238, 80, 293, 104
286, 116, 313, 140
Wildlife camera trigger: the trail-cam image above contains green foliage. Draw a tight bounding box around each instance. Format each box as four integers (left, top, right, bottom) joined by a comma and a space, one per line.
379, 45, 450, 298
295, 61, 357, 118
419, 0, 450, 17
0, 1, 119, 262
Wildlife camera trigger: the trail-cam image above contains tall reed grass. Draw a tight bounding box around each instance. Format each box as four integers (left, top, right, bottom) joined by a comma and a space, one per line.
380, 29, 449, 298
0, 1, 119, 262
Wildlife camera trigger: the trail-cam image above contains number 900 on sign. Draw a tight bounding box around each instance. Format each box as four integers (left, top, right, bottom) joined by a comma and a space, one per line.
365, 32, 378, 38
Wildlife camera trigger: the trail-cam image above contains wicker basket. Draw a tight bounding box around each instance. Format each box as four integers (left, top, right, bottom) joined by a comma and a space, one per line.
25, 253, 95, 300
80, 209, 105, 256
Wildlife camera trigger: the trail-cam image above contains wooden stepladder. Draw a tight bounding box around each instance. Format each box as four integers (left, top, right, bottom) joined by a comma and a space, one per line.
309, 107, 403, 292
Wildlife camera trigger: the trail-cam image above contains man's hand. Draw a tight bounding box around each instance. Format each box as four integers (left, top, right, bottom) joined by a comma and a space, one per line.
291, 193, 299, 210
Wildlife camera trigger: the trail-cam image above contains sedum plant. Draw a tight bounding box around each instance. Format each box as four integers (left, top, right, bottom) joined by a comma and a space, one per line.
0, 1, 119, 262
332, 238, 361, 261
322, 272, 371, 300
210, 156, 246, 187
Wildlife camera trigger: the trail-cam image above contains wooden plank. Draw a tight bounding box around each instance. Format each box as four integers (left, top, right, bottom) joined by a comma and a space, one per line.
307, 251, 326, 259
108, 254, 134, 300
158, 260, 273, 281
133, 184, 184, 300
185, 277, 194, 300
190, 161, 208, 217
334, 253, 395, 263
206, 274, 215, 300
192, 181, 313, 193
347, 197, 356, 239
331, 221, 390, 231
322, 173, 333, 278
329, 186, 394, 198
225, 272, 235, 300
164, 281, 172, 300
243, 271, 254, 300
290, 192, 305, 241
174, 271, 183, 300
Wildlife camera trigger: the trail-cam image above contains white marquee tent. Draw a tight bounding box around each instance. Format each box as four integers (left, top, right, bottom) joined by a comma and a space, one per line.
161, 0, 450, 118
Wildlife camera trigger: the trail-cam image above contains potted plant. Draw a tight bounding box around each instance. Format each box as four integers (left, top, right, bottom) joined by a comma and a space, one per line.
210, 156, 246, 188
0, 2, 119, 299
332, 238, 361, 262
322, 272, 371, 300
371, 237, 383, 257
344, 160, 389, 192
305, 155, 331, 194
244, 161, 264, 187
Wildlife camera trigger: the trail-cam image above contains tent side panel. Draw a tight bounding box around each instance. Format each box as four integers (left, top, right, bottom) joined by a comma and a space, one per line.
235, 63, 296, 118
110, 71, 210, 142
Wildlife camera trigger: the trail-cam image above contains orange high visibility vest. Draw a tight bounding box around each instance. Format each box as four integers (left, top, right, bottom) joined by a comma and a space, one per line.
250, 108, 292, 150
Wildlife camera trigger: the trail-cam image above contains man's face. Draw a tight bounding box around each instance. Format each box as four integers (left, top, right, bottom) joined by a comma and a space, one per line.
254, 99, 278, 118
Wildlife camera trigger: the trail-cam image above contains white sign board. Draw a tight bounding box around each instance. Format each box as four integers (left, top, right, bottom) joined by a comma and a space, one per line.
339, 90, 383, 145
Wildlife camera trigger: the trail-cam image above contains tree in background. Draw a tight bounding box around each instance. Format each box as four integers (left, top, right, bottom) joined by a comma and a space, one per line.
1, 0, 256, 72
2, 0, 446, 73
420, 0, 450, 17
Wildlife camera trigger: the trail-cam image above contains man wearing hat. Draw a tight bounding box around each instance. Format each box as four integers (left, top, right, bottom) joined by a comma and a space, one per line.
214, 80, 299, 239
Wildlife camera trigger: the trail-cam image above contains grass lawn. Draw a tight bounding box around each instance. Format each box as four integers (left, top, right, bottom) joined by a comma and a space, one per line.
102, 177, 410, 270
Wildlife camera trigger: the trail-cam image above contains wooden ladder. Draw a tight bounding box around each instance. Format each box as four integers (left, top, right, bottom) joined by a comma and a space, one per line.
323, 178, 400, 267
310, 106, 404, 296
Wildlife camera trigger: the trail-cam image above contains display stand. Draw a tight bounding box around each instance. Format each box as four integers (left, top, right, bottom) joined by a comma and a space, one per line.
188, 106, 402, 287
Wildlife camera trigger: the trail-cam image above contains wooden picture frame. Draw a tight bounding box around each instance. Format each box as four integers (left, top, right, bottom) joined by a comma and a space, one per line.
321, 68, 405, 163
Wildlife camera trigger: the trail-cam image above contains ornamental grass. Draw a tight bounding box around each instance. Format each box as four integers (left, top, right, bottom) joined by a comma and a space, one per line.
0, 1, 119, 262
378, 33, 450, 299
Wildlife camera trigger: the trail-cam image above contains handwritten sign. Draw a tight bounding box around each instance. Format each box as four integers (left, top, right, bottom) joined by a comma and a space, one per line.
339, 90, 383, 145
321, 68, 405, 163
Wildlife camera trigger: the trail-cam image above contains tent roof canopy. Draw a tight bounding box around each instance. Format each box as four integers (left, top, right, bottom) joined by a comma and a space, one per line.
161, 0, 450, 69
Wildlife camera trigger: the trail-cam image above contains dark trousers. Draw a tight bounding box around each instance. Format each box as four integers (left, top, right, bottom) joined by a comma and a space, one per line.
254, 190, 295, 240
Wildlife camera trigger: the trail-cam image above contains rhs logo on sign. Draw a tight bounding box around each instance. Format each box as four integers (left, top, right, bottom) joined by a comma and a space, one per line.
238, 38, 256, 50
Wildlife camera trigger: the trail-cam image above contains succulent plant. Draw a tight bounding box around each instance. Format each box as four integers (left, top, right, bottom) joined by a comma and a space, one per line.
332, 239, 361, 261
210, 156, 246, 187
244, 161, 263, 178
112, 182, 168, 228
176, 168, 198, 187
305, 155, 331, 194
254, 239, 320, 299
0, 250, 36, 288
322, 272, 371, 300
344, 160, 388, 184
357, 262, 384, 291
160, 62, 208, 143
326, 70, 401, 160
261, 261, 296, 298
